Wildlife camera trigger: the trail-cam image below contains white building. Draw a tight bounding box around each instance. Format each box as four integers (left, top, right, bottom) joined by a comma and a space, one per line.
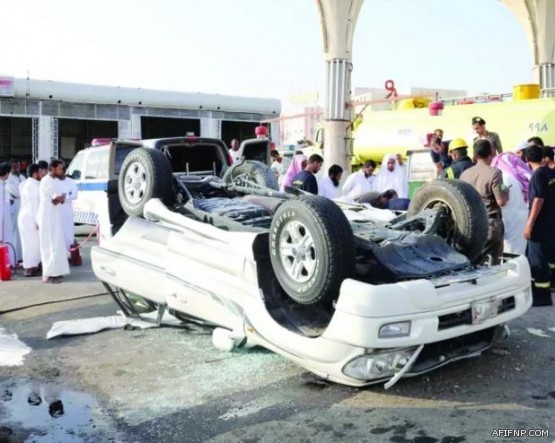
0, 76, 281, 163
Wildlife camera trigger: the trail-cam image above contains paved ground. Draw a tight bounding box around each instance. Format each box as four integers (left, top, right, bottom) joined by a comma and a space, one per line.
0, 227, 554, 442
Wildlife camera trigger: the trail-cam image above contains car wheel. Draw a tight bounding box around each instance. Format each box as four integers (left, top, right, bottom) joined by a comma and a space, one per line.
269, 196, 355, 305
223, 160, 279, 190
407, 179, 488, 262
118, 148, 174, 217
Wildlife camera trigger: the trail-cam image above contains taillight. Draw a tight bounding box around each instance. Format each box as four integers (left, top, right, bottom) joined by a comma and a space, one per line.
185, 136, 199, 143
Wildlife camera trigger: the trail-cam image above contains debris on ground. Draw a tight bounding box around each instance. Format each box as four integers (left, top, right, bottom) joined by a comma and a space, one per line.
526, 328, 550, 338
46, 311, 182, 339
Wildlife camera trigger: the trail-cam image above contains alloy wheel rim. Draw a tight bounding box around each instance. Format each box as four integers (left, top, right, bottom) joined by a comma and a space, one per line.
278, 220, 317, 283
124, 162, 147, 204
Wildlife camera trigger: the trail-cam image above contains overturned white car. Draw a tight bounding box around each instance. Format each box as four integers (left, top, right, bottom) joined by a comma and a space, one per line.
91, 138, 532, 388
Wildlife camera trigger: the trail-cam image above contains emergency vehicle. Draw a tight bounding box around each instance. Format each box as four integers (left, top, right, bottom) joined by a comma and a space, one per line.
315, 84, 554, 165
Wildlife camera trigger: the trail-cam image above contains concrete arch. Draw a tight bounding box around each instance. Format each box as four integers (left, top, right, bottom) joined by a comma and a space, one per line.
497, 1, 554, 86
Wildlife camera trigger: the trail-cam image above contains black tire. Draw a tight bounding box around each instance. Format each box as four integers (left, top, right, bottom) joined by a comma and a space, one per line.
223, 160, 279, 190
407, 179, 488, 262
269, 195, 355, 305
118, 148, 174, 217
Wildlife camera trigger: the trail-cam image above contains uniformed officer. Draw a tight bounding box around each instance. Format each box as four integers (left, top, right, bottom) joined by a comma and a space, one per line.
441, 138, 474, 179
460, 140, 509, 265
523, 144, 555, 306
472, 116, 503, 155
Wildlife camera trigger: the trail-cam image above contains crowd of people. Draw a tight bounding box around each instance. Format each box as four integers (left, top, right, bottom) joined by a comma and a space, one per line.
261, 114, 555, 308
430, 116, 554, 307
0, 159, 77, 284
269, 149, 410, 210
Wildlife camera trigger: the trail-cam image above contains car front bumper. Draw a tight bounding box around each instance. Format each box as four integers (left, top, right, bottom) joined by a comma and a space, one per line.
246, 255, 531, 387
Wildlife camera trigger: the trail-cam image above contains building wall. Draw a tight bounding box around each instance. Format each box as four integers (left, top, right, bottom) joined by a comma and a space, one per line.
0, 76, 280, 162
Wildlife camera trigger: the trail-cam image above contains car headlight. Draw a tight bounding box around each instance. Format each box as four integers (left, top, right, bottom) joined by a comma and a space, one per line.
342, 348, 417, 381
379, 321, 411, 338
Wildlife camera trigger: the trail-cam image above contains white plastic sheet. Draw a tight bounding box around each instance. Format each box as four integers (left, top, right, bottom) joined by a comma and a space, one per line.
0, 327, 31, 366
46, 311, 181, 340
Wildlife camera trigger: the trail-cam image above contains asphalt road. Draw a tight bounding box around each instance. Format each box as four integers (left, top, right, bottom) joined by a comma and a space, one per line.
0, 230, 554, 442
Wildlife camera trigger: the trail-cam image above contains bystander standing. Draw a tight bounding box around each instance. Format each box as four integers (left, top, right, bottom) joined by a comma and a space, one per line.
528, 136, 544, 147
342, 160, 376, 201
37, 160, 70, 284
0, 163, 16, 267
318, 164, 343, 199
429, 129, 452, 176
523, 145, 555, 306
373, 154, 409, 198
291, 154, 323, 194
17, 164, 42, 276
229, 139, 241, 164
270, 150, 291, 187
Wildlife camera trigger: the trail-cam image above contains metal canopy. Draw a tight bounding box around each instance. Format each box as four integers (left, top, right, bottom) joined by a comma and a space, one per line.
501, 0, 555, 87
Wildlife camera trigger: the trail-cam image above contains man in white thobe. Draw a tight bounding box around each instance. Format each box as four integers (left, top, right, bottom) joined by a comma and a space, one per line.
6, 160, 25, 263
373, 154, 409, 198
395, 153, 408, 176
342, 161, 376, 201
318, 164, 343, 199
0, 163, 16, 267
229, 138, 241, 164
270, 150, 291, 187
500, 171, 527, 255
18, 164, 42, 276
56, 169, 78, 252
37, 160, 69, 283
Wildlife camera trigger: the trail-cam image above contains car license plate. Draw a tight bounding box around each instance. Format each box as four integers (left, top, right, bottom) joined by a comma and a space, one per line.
471, 298, 500, 324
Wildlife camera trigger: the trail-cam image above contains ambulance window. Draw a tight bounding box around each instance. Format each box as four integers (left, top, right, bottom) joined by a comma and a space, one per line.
84, 148, 109, 179
67, 152, 85, 180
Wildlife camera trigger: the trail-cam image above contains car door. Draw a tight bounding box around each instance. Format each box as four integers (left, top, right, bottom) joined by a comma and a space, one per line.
239, 138, 271, 165
66, 150, 88, 223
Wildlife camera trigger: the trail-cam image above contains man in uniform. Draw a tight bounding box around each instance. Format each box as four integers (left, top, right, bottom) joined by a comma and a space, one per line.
523, 145, 555, 306
441, 138, 474, 179
460, 140, 509, 265
472, 116, 503, 156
